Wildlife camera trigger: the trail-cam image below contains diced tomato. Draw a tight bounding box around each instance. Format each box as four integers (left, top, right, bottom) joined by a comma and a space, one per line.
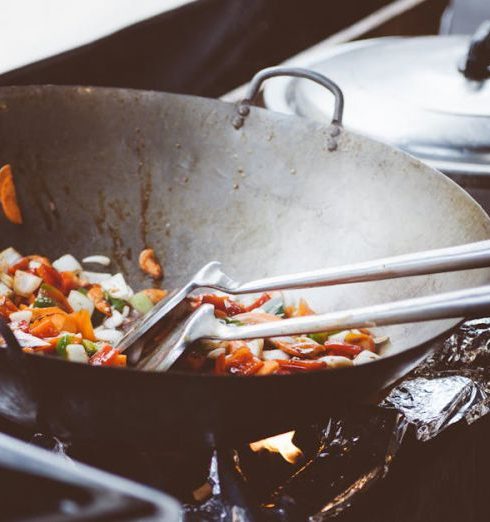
89, 344, 118, 366
30, 318, 60, 338
225, 346, 264, 375
243, 293, 271, 312
8, 257, 29, 275
111, 354, 127, 367
36, 264, 63, 290
192, 292, 271, 317
323, 342, 363, 359
60, 271, 81, 295
0, 297, 18, 318
214, 354, 227, 375
276, 359, 327, 372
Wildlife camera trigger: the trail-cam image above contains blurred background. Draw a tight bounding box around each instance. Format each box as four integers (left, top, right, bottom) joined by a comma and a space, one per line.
1, 0, 487, 97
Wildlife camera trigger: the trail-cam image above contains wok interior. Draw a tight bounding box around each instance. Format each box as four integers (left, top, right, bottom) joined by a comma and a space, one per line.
0, 86, 489, 363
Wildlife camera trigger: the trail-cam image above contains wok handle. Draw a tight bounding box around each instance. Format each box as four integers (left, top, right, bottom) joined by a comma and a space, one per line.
234, 66, 344, 128
231, 240, 490, 294
216, 284, 490, 341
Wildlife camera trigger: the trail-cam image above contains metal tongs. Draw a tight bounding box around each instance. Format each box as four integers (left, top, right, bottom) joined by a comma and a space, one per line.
116, 240, 490, 371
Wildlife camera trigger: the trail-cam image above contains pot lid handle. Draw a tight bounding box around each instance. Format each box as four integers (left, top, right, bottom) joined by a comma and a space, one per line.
459, 21, 490, 81
233, 66, 344, 129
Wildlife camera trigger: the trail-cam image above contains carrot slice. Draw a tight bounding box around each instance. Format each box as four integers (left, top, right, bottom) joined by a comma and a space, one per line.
0, 164, 22, 224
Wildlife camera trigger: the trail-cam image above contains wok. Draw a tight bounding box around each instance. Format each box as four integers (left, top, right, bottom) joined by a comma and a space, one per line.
0, 68, 489, 449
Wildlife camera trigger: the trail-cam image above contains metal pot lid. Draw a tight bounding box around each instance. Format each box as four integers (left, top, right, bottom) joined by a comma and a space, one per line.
263, 35, 490, 176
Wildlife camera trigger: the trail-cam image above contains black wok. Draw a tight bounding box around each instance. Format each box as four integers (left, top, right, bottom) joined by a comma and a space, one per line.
0, 69, 489, 449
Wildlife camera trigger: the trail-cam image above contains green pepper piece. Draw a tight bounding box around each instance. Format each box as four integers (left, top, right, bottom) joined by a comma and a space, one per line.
82, 339, 98, 356
109, 295, 126, 313
307, 330, 342, 344
56, 335, 73, 358
33, 294, 57, 308
77, 288, 89, 296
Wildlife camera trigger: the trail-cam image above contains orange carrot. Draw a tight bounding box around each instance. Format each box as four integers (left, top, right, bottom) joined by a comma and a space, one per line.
0, 164, 22, 224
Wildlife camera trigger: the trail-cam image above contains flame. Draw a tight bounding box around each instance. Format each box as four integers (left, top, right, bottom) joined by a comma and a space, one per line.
249, 431, 303, 464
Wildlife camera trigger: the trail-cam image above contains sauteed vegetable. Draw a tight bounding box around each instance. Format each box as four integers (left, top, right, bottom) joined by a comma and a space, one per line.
0, 246, 383, 373
177, 293, 382, 375
0, 247, 166, 367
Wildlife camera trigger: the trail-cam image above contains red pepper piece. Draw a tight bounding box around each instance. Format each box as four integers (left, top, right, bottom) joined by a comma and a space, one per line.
225, 346, 264, 375
323, 342, 363, 359
36, 264, 63, 290
89, 344, 118, 366
276, 359, 327, 372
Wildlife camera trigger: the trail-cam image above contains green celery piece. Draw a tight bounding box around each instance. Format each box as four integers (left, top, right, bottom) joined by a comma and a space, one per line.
56, 335, 73, 358
82, 339, 98, 356
307, 330, 342, 344
129, 292, 154, 314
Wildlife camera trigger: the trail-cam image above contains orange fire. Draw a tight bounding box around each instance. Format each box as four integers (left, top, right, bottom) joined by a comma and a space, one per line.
249, 431, 303, 464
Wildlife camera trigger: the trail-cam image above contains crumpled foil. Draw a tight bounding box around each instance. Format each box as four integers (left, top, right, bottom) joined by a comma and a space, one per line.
184, 318, 490, 521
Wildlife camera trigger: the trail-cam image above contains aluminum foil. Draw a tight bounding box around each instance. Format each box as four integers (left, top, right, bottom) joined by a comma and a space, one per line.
184, 318, 490, 521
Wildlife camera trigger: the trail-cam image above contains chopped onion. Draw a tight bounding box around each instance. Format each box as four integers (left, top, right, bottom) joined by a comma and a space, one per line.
94, 327, 124, 345
28, 260, 42, 270
9, 310, 33, 323
82, 255, 111, 266
101, 273, 133, 300
103, 309, 124, 329
247, 339, 264, 358
52, 254, 82, 273
13, 330, 49, 348
262, 349, 290, 361
66, 344, 89, 363
327, 330, 350, 342
0, 282, 12, 297
80, 271, 112, 284
353, 350, 380, 365
207, 347, 226, 359
317, 355, 353, 368
0, 247, 21, 268
13, 270, 42, 297
0, 272, 13, 288
128, 292, 153, 314
68, 290, 95, 316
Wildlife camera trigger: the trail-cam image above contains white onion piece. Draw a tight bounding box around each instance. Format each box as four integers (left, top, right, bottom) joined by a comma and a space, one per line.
0, 282, 12, 297
94, 327, 124, 345
317, 355, 353, 368
101, 273, 133, 300
353, 350, 380, 365
9, 310, 33, 323
66, 344, 89, 363
82, 255, 111, 266
28, 260, 42, 270
68, 290, 95, 316
327, 330, 350, 342
0, 247, 21, 268
0, 273, 13, 288
13, 270, 42, 297
121, 305, 130, 318
262, 349, 290, 361
52, 254, 82, 273
13, 330, 50, 347
247, 339, 264, 358
80, 271, 112, 284
103, 309, 124, 329
207, 347, 226, 359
